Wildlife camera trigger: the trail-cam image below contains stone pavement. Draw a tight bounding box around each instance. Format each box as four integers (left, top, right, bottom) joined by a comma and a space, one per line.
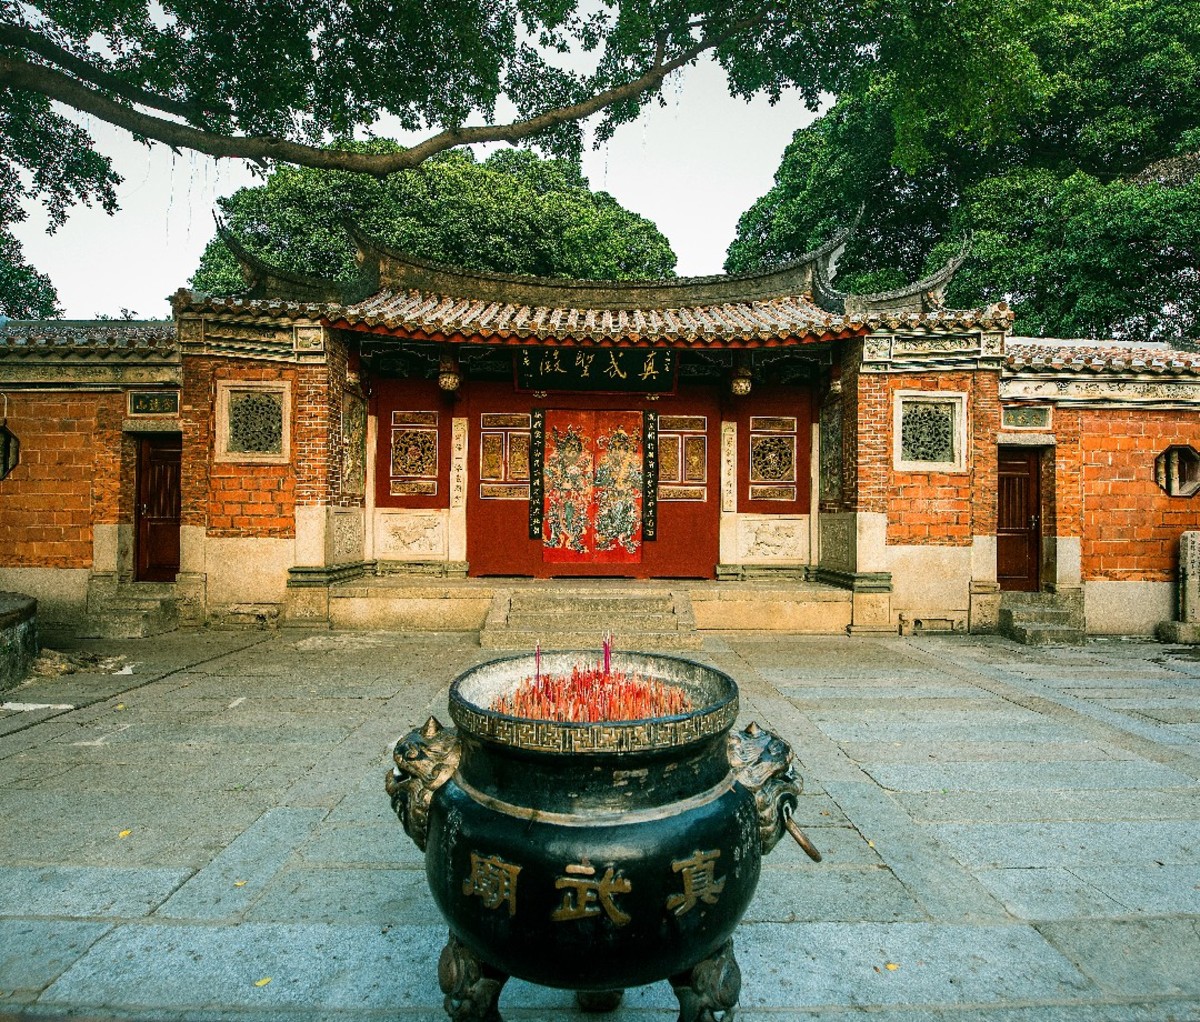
1, 627, 1198, 1022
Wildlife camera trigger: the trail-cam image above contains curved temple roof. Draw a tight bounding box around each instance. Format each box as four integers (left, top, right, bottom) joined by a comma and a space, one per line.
175, 222, 1011, 348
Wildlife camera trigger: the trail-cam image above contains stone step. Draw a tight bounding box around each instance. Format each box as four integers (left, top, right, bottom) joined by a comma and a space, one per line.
503, 610, 679, 631
91, 598, 178, 639
999, 607, 1074, 627
480, 628, 704, 651
1005, 622, 1086, 646
506, 592, 677, 615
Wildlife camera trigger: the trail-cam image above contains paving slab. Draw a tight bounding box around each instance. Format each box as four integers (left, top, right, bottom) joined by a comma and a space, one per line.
896, 787, 1200, 824
0, 867, 191, 918
860, 759, 1196, 792
0, 921, 112, 1004
36, 922, 447, 1013
1036, 917, 1200, 997
734, 921, 1095, 1008
155, 807, 328, 920
931, 820, 1200, 869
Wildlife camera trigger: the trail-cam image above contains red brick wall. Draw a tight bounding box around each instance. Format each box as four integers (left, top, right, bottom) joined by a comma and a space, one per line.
0, 391, 127, 567
1042, 407, 1081, 539
847, 368, 1000, 546
1077, 408, 1200, 581
184, 357, 321, 538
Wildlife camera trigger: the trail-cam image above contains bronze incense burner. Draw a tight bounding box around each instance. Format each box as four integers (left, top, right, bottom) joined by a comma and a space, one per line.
386, 651, 819, 1021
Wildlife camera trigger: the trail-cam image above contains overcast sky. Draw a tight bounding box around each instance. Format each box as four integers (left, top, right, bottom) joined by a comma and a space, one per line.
12, 57, 821, 320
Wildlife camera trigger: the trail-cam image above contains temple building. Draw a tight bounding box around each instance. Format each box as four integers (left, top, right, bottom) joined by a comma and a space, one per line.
3, 226, 1200, 642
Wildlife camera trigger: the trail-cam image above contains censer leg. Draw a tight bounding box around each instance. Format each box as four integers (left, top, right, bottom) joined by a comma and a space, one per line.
438, 933, 508, 1022
669, 939, 741, 1022
575, 989, 625, 1012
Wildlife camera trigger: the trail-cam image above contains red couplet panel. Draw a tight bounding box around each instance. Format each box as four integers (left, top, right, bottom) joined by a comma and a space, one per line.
542, 410, 644, 564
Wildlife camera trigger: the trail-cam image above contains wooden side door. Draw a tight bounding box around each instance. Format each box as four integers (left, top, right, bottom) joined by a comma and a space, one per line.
136, 436, 182, 582
997, 447, 1042, 591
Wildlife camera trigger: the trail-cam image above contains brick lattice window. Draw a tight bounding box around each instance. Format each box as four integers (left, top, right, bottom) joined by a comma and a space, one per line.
215, 381, 291, 464
894, 392, 968, 473
229, 392, 284, 454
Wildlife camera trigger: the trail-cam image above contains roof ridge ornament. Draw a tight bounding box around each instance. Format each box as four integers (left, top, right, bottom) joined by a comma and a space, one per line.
213, 215, 357, 304
819, 236, 973, 317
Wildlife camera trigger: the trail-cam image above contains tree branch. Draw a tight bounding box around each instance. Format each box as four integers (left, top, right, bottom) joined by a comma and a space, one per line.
0, 17, 758, 176
0, 23, 225, 122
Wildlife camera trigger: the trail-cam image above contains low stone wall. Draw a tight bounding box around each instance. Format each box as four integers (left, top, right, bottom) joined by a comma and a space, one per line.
0, 592, 38, 691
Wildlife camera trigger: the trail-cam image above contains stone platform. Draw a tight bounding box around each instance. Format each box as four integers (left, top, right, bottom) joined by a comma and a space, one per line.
325, 576, 854, 642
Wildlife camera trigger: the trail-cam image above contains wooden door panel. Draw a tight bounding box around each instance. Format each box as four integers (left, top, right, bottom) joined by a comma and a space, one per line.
997, 448, 1041, 591
136, 437, 182, 582
542, 409, 644, 565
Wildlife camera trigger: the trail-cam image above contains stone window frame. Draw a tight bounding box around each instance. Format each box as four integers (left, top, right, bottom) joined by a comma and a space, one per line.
214, 380, 292, 465
893, 390, 969, 474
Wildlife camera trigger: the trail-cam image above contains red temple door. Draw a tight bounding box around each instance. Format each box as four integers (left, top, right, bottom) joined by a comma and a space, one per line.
542, 410, 643, 565
136, 436, 182, 582
997, 447, 1041, 591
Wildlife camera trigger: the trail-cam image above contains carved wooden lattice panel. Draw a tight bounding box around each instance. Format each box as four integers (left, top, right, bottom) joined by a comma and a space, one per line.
657, 415, 707, 501
749, 416, 797, 501
390, 411, 439, 496
479, 413, 531, 500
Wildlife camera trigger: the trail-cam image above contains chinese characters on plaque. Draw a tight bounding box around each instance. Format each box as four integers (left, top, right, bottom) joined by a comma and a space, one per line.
517, 349, 677, 393
461, 848, 726, 925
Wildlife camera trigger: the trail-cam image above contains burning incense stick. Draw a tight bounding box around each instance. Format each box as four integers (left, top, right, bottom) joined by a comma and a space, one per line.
491, 654, 692, 723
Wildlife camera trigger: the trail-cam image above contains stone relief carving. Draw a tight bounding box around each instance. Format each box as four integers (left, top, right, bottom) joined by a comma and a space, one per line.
341, 393, 367, 496
893, 335, 980, 356
819, 400, 843, 505
862, 336, 893, 362
331, 512, 363, 563
739, 518, 805, 560
293, 326, 325, 352
377, 512, 446, 559
1002, 377, 1200, 405
820, 516, 853, 572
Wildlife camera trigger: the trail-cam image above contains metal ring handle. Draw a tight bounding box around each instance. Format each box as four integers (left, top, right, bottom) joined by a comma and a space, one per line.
783, 811, 822, 863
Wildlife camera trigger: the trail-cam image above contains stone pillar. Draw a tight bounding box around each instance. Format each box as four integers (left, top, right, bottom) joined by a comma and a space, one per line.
175, 525, 208, 626
968, 535, 1001, 633
1158, 531, 1200, 642
847, 512, 894, 634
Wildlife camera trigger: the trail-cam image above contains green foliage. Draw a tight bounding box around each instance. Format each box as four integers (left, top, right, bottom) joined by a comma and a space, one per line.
728, 0, 1200, 341
4, 0, 1054, 309
190, 146, 677, 293
0, 229, 61, 318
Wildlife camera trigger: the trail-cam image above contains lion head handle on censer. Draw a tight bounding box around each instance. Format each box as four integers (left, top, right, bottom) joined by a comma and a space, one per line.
386, 716, 461, 852
727, 721, 822, 862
